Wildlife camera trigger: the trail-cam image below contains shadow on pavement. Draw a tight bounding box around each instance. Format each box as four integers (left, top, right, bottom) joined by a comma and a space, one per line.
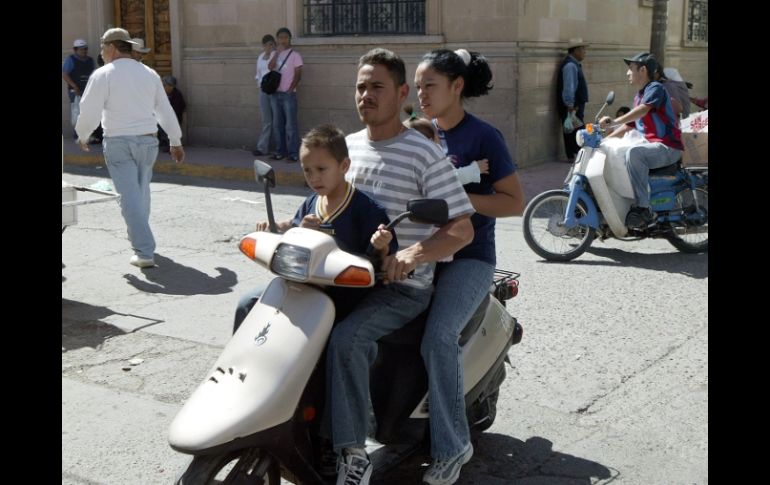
62, 299, 126, 352
574, 246, 708, 279
375, 435, 616, 484
123, 254, 239, 295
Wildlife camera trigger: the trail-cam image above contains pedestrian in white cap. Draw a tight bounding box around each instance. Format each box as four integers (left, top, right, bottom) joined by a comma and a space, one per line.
75, 28, 185, 268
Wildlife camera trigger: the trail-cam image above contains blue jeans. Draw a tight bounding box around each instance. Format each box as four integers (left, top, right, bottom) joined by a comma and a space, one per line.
103, 135, 159, 259
325, 283, 433, 452
625, 142, 682, 208
233, 283, 267, 334
422, 259, 495, 459
257, 91, 277, 154
270, 91, 299, 158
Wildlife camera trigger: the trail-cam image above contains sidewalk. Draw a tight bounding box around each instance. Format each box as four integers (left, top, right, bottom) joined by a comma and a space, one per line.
63, 138, 571, 200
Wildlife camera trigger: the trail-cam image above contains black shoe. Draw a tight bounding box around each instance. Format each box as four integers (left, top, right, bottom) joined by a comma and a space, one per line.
287, 155, 299, 162
625, 206, 655, 229
252, 149, 265, 156
272, 154, 285, 160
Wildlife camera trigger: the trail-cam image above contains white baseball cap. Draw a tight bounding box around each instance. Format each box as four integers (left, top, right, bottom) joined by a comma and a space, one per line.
73, 39, 88, 48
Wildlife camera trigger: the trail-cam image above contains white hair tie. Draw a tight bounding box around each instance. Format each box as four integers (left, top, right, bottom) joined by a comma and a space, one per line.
454, 49, 471, 66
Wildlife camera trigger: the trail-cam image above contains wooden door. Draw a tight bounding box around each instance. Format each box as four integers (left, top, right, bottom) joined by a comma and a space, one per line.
114, 0, 172, 77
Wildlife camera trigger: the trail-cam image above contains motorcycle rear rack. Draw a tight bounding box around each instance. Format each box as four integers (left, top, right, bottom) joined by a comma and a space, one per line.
492, 269, 520, 301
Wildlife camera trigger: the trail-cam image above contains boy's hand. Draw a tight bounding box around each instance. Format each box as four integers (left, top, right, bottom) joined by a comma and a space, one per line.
474, 159, 489, 175
370, 224, 392, 251
300, 214, 322, 229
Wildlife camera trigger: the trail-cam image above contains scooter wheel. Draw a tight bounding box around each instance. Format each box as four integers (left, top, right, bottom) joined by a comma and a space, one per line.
175, 448, 280, 485
523, 190, 596, 261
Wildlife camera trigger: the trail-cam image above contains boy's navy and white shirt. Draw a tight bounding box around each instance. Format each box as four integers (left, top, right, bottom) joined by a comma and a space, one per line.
345, 128, 475, 289
291, 182, 398, 256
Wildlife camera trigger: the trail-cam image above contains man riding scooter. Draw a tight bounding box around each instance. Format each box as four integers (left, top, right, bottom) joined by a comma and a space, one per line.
598, 52, 684, 229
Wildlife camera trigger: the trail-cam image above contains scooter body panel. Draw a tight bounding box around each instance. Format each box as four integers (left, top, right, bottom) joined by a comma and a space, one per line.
169, 278, 335, 452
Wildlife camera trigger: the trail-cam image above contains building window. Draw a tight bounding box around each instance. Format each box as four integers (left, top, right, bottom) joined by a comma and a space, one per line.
303, 0, 426, 36
686, 0, 708, 44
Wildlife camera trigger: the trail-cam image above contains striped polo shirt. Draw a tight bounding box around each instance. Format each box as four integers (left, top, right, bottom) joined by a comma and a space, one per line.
346, 128, 475, 288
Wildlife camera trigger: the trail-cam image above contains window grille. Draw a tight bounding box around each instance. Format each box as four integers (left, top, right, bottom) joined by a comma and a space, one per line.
303, 0, 426, 36
687, 0, 708, 43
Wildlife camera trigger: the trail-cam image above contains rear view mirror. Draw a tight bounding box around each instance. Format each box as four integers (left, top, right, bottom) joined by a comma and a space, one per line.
407, 199, 449, 226
605, 91, 615, 105
254, 160, 275, 188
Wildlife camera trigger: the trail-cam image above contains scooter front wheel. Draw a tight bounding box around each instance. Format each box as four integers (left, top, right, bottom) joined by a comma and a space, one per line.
175, 447, 280, 485
523, 190, 596, 262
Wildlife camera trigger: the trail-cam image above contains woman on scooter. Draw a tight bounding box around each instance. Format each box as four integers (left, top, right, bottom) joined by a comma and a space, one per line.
413, 48, 525, 485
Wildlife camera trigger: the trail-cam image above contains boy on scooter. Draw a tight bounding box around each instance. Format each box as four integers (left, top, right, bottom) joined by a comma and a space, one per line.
247, 124, 398, 321
598, 52, 683, 229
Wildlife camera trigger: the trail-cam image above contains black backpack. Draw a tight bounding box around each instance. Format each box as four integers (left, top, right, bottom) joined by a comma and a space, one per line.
260, 50, 293, 94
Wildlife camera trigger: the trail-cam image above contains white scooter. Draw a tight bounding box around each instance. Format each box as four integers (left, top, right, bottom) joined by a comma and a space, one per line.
523, 92, 708, 261
169, 161, 523, 484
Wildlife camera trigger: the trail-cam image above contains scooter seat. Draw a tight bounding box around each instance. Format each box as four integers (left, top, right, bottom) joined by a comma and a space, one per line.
649, 161, 681, 177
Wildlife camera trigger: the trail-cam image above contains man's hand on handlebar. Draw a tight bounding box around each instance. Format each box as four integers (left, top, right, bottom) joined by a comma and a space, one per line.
380, 248, 418, 285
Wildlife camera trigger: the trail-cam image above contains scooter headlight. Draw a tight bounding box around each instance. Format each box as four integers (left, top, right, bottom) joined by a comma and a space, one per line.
575, 129, 585, 148
271, 244, 310, 280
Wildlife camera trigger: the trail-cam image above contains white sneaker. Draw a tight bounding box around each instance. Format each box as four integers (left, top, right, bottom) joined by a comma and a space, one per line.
423, 442, 473, 485
130, 255, 156, 268
336, 448, 372, 485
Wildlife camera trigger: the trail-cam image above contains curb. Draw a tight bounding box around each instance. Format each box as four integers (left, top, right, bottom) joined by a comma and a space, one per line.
64, 154, 308, 187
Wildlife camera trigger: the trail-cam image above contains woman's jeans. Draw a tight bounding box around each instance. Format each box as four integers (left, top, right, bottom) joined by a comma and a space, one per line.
270, 91, 299, 158
422, 258, 495, 459
102, 135, 159, 259
257, 91, 277, 154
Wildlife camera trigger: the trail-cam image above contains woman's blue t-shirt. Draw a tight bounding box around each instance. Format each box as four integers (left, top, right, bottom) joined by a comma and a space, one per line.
435, 112, 517, 265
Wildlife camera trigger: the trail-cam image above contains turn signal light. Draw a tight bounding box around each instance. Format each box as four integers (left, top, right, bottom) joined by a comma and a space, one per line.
239, 236, 257, 260
334, 266, 372, 286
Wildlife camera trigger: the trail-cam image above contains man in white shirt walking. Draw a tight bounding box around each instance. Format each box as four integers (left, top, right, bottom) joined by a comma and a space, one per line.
76, 28, 185, 268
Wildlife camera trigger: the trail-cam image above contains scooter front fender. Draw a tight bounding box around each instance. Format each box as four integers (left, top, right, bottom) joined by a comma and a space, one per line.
169, 278, 335, 453
564, 175, 600, 229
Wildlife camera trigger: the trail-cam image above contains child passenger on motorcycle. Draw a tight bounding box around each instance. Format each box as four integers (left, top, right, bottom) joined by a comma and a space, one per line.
403, 104, 490, 185
245, 124, 398, 323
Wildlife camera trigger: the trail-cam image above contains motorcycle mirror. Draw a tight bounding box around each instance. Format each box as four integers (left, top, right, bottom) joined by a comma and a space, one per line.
406, 199, 449, 226
605, 91, 615, 105
254, 160, 276, 188
253, 160, 278, 233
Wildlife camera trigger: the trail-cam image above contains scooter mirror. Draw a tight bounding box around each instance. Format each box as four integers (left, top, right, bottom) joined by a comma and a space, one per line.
406, 199, 449, 226
605, 91, 615, 105
254, 160, 276, 189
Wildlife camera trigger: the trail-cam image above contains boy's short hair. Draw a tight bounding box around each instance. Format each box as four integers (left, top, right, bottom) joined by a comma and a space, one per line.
301, 124, 349, 163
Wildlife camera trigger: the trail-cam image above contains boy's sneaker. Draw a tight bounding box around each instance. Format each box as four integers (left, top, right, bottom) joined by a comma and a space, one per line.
423, 442, 473, 485
336, 448, 372, 485
625, 206, 655, 229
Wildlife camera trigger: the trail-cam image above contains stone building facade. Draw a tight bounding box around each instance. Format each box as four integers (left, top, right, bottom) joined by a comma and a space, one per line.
62, 0, 708, 166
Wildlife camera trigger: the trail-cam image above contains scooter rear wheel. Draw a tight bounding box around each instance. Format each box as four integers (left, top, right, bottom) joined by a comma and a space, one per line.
175, 448, 280, 485
523, 190, 596, 261
666, 188, 708, 254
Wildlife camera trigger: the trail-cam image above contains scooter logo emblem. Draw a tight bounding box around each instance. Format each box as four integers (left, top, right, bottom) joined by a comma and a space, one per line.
254, 322, 271, 346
